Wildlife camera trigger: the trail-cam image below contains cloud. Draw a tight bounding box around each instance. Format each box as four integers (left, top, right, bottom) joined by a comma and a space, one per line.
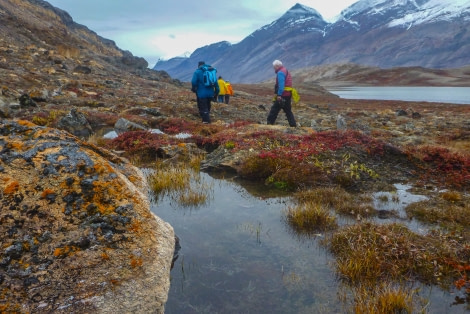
46, 0, 359, 66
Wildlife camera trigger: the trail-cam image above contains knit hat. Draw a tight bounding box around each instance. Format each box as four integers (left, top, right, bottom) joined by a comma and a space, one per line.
198, 61, 205, 67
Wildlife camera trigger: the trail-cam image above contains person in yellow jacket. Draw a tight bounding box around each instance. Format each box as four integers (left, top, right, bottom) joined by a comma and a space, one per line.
217, 76, 227, 103
224, 81, 234, 104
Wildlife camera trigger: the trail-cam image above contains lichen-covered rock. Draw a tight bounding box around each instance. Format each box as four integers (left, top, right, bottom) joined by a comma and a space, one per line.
0, 120, 174, 313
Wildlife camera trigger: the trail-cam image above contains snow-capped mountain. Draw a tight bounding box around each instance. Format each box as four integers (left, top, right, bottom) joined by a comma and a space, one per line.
338, 0, 470, 28
154, 1, 470, 83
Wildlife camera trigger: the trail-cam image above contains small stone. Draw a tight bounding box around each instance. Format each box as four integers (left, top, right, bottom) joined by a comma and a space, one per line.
396, 109, 408, 116
412, 112, 421, 119
19, 94, 38, 107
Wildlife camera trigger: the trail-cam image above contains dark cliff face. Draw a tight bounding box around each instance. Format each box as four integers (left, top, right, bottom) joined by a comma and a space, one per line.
154, 1, 470, 83
0, 0, 148, 71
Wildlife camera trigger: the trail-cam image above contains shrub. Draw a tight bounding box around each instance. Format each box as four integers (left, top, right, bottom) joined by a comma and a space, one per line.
408, 145, 470, 189
107, 131, 175, 161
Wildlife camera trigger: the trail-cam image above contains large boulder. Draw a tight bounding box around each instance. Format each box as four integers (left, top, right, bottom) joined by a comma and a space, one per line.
0, 120, 174, 313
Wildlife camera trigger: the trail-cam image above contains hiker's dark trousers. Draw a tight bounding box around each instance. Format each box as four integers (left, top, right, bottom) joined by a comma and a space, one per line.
197, 97, 212, 123
267, 96, 296, 127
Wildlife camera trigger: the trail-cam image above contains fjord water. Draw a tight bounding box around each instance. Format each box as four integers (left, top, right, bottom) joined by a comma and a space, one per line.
150, 173, 465, 313
327, 87, 470, 104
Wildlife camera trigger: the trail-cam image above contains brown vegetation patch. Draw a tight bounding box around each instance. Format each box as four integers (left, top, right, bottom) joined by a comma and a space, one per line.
405, 192, 470, 227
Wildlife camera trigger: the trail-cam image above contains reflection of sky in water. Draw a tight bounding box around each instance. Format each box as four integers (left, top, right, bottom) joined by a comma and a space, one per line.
372, 183, 429, 234
150, 173, 466, 314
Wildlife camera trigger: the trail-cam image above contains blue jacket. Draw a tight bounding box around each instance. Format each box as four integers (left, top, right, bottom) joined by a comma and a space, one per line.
191, 65, 220, 98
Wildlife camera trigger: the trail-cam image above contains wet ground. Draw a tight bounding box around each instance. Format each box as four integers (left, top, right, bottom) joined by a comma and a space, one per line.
150, 173, 467, 314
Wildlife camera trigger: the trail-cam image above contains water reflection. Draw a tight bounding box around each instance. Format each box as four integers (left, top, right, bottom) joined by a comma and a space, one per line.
150, 173, 466, 313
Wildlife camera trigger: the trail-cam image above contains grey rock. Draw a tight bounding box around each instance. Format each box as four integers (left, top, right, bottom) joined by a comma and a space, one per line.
142, 107, 162, 117
114, 117, 147, 134
396, 109, 408, 116
9, 102, 21, 110
57, 108, 93, 138
412, 112, 422, 119
19, 94, 38, 107
73, 65, 92, 74
336, 114, 347, 130
0, 98, 9, 118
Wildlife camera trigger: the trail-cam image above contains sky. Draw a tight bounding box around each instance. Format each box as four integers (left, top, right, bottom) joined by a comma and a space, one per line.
46, 0, 359, 67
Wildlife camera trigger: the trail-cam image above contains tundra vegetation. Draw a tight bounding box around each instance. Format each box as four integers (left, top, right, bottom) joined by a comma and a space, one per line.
3, 69, 469, 311
83, 103, 469, 311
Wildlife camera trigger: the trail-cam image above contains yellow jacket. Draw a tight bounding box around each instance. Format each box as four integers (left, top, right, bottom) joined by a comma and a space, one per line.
225, 82, 234, 95
218, 79, 227, 95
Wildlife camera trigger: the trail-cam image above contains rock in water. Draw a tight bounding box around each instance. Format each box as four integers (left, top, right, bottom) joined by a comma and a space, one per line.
0, 120, 175, 313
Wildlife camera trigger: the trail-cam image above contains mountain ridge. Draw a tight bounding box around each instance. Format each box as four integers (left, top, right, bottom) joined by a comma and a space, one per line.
154, 0, 470, 83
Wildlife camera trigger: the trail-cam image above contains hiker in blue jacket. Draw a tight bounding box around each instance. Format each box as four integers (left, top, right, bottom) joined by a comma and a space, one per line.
191, 61, 219, 124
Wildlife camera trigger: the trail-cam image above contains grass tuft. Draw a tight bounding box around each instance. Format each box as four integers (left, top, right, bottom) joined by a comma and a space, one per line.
351, 283, 419, 314
325, 222, 459, 287
293, 187, 376, 217
405, 193, 470, 227
284, 202, 337, 235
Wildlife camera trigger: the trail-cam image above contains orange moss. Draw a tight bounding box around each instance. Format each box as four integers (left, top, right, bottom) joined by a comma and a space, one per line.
41, 189, 55, 199
128, 220, 142, 233
110, 279, 121, 286
53, 245, 79, 258
128, 175, 139, 184
32, 128, 51, 139
4, 181, 19, 195
90, 179, 125, 214
8, 141, 24, 151
22, 242, 31, 251
130, 256, 143, 268
17, 120, 36, 127
93, 162, 114, 175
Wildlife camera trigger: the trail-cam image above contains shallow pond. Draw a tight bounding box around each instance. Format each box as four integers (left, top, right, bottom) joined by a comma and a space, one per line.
149, 173, 467, 314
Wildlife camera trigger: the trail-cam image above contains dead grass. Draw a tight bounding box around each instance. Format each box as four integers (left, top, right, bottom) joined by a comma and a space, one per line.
293, 187, 376, 218
405, 192, 470, 227
148, 165, 191, 196
350, 283, 422, 314
325, 222, 457, 287
284, 202, 337, 235
147, 155, 213, 207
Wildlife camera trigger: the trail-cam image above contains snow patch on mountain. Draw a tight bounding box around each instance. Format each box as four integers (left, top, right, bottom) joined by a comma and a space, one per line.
257, 4, 325, 32
388, 0, 470, 27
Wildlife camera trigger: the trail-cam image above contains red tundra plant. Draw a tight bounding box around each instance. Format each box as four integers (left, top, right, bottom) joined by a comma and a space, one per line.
157, 117, 198, 135
107, 131, 177, 159
238, 130, 387, 188
408, 145, 470, 189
